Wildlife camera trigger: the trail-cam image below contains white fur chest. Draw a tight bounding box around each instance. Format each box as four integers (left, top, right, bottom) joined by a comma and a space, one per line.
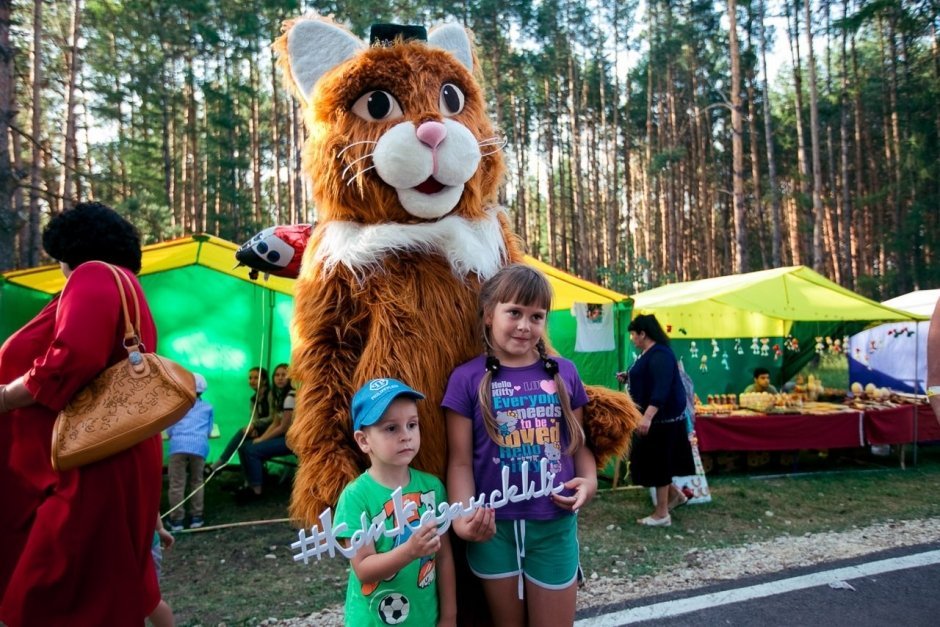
312, 207, 509, 280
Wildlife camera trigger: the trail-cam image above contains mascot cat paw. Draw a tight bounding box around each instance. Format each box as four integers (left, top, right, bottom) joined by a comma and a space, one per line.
274, 16, 639, 526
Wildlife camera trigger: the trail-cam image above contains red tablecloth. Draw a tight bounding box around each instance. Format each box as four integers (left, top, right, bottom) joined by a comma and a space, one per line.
916, 407, 940, 442
695, 411, 865, 452
863, 406, 915, 445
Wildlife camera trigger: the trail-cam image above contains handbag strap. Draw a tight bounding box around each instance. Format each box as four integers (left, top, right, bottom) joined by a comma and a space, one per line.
81, 260, 148, 373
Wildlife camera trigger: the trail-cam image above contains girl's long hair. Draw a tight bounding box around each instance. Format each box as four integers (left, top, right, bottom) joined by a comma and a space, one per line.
249, 367, 271, 419
476, 264, 585, 454
271, 363, 294, 412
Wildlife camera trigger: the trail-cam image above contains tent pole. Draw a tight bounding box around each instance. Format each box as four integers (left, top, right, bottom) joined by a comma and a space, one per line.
265, 289, 275, 373
913, 323, 919, 466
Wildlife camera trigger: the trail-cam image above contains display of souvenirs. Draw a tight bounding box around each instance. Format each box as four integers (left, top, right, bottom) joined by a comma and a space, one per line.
738, 392, 779, 412
843, 381, 928, 410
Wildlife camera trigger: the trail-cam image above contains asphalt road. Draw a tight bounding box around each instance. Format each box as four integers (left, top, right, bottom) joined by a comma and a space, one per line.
575, 542, 940, 626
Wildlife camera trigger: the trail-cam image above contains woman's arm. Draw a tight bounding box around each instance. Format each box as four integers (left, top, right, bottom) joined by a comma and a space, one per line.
445, 409, 494, 542
928, 298, 940, 424
255, 398, 294, 443
550, 407, 597, 512
636, 404, 660, 436
0, 377, 35, 414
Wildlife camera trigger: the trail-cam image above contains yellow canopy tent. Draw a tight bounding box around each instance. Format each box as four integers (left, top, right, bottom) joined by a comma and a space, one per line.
2, 235, 632, 457
632, 265, 922, 339
1, 235, 295, 297
2, 235, 626, 309
630, 266, 925, 396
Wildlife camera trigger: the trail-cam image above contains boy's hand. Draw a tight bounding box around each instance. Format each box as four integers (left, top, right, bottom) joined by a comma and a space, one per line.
405, 522, 441, 560
551, 475, 597, 513
158, 526, 175, 550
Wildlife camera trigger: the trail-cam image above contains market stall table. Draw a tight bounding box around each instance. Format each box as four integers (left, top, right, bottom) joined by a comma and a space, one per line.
863, 405, 912, 445
921, 410, 940, 442
695, 410, 865, 452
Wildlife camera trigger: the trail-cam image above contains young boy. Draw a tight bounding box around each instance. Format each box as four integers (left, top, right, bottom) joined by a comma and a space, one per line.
334, 379, 456, 627
165, 373, 214, 531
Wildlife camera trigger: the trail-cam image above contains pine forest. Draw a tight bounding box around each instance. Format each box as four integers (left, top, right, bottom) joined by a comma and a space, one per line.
0, 0, 937, 298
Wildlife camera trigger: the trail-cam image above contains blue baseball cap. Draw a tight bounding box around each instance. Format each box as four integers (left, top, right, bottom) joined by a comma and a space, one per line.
351, 378, 425, 431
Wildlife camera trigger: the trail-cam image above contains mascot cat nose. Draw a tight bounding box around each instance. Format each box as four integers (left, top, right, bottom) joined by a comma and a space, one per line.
416, 121, 447, 149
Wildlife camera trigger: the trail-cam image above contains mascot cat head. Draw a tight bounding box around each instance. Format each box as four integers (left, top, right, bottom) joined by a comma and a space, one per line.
275, 18, 504, 224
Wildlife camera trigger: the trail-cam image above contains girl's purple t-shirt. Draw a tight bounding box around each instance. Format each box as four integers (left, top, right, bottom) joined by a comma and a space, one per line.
442, 354, 589, 520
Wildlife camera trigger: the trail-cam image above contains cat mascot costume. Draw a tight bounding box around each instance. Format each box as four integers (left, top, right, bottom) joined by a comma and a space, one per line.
273, 16, 640, 527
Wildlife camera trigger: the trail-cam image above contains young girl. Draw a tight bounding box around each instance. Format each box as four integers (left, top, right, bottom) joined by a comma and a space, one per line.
443, 264, 596, 626
234, 363, 296, 503
209, 366, 272, 473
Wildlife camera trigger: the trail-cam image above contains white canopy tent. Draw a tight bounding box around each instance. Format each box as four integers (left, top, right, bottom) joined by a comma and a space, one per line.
847, 289, 939, 393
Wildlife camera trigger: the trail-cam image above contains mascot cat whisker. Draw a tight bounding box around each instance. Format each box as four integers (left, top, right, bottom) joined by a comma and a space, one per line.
274, 15, 640, 527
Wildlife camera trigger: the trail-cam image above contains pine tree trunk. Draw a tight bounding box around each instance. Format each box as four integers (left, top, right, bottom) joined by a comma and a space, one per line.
728, 0, 747, 273
291, 99, 304, 223
786, 1, 809, 264
249, 51, 262, 223
746, 5, 765, 269
269, 46, 283, 224
57, 0, 82, 212
160, 52, 174, 230
759, 0, 782, 268
24, 0, 42, 266
0, 0, 19, 270
840, 51, 855, 288
803, 0, 825, 272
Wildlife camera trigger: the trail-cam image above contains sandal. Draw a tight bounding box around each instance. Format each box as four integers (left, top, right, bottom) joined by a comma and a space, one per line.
636, 515, 671, 527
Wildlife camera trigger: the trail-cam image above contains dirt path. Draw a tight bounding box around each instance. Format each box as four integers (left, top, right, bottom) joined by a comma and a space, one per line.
264, 517, 940, 626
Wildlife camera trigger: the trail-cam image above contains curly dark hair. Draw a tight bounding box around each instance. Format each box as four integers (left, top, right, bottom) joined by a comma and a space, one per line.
42, 201, 142, 273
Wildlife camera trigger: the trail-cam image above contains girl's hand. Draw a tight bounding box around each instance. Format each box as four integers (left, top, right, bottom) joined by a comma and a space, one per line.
635, 417, 652, 436
551, 476, 597, 512
453, 506, 496, 542
405, 522, 441, 560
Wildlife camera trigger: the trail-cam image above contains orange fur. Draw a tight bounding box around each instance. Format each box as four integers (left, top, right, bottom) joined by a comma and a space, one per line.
277, 17, 635, 527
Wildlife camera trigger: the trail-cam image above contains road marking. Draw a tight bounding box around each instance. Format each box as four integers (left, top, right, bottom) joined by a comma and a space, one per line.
576, 549, 940, 626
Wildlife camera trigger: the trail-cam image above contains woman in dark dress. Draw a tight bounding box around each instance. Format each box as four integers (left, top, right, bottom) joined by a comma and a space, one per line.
0, 202, 164, 625
621, 314, 695, 526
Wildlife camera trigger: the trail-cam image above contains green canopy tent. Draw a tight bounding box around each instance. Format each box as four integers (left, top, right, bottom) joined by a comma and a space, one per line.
1, 235, 631, 461
2, 236, 294, 461
630, 266, 925, 397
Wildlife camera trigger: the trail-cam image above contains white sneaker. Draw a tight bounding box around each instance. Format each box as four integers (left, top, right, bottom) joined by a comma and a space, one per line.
637, 515, 671, 527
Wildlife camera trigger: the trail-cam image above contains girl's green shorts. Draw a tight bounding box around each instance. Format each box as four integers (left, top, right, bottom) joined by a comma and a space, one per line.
466, 515, 580, 589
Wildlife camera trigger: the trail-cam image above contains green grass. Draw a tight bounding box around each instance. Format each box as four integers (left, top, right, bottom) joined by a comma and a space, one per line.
161, 446, 940, 626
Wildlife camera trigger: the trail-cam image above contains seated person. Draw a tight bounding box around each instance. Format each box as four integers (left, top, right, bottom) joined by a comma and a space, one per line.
208, 366, 272, 473
743, 367, 778, 394
234, 363, 295, 504
782, 373, 806, 394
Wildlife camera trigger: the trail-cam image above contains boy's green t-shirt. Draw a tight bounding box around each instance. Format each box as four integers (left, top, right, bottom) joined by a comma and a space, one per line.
334, 468, 446, 627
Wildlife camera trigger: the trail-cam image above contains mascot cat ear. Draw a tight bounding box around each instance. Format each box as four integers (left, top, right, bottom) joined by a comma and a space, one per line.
428, 24, 473, 72
283, 19, 475, 102
284, 19, 366, 102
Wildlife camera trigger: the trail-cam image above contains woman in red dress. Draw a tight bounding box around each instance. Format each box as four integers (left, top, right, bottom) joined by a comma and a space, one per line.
0, 202, 164, 626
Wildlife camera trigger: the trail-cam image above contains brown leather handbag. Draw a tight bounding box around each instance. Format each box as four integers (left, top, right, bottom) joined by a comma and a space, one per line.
51, 262, 196, 471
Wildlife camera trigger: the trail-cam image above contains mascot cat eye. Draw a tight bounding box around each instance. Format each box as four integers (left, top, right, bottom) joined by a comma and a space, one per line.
440, 83, 465, 116
352, 90, 404, 121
